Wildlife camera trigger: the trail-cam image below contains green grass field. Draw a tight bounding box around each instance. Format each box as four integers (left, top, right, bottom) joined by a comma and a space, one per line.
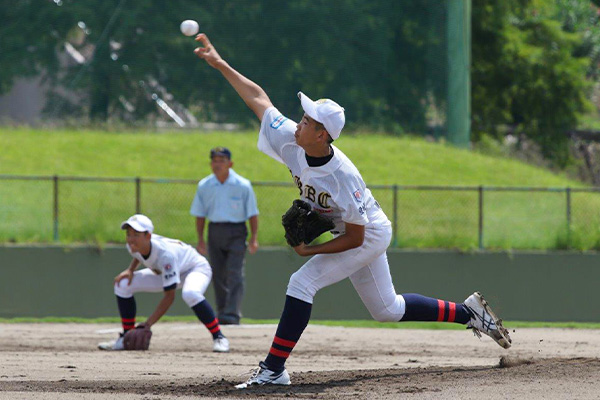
2, 127, 600, 249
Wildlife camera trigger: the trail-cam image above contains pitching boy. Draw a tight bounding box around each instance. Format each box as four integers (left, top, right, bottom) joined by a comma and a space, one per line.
194, 33, 511, 388
98, 214, 230, 353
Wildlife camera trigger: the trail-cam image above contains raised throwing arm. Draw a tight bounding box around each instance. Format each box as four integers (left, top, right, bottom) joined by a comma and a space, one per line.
194, 34, 273, 121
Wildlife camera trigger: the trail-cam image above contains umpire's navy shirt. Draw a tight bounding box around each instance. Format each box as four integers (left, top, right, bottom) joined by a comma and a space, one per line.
190, 169, 259, 223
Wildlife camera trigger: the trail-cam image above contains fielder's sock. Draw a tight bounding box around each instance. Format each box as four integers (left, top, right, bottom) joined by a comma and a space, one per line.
116, 295, 136, 332
400, 293, 470, 324
264, 295, 312, 373
192, 300, 224, 339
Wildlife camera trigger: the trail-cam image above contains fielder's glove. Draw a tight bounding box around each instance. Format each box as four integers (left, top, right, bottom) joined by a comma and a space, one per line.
123, 323, 152, 351
281, 199, 335, 247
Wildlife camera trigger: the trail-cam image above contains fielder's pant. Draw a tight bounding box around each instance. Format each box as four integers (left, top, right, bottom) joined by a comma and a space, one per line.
207, 222, 248, 323
114, 263, 212, 308
286, 223, 407, 322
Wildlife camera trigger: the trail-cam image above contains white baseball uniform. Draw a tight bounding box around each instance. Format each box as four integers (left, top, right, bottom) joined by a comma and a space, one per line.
114, 234, 213, 308
258, 107, 406, 321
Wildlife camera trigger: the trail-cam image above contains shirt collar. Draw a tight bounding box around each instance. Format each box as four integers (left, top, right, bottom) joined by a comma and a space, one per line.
300, 145, 343, 175
211, 169, 238, 185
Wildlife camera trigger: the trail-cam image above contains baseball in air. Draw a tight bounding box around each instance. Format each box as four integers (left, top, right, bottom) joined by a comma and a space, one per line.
180, 20, 199, 36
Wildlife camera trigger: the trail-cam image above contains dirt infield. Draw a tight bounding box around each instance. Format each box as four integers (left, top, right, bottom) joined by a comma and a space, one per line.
1, 323, 599, 399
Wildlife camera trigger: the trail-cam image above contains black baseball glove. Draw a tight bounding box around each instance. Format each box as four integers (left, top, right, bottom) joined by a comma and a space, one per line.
281, 199, 335, 247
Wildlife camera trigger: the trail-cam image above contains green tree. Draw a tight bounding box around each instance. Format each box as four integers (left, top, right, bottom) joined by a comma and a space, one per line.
2, 0, 452, 131
472, 0, 592, 166
557, 0, 600, 80
1, 0, 214, 121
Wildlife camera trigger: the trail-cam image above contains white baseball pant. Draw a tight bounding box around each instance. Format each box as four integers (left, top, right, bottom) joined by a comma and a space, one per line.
286, 223, 407, 322
114, 263, 212, 308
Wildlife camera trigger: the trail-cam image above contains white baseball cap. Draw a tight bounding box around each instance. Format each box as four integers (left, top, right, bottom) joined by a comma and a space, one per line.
297, 91, 345, 140
120, 214, 154, 233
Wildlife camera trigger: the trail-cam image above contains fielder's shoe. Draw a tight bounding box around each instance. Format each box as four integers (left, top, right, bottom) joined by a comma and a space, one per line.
235, 361, 291, 389
98, 334, 125, 351
213, 336, 230, 353
464, 292, 512, 349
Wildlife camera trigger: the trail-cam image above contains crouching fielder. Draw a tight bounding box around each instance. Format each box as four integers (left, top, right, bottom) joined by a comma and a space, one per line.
98, 214, 229, 353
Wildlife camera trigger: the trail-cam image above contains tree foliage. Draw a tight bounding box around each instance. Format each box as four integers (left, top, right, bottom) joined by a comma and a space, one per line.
1, 0, 451, 130
2, 0, 600, 167
472, 0, 594, 166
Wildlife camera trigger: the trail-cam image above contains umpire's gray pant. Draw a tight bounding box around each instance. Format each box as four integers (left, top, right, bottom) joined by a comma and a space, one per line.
207, 222, 248, 323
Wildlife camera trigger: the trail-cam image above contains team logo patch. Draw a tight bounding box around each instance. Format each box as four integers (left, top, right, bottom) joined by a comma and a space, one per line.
270, 115, 288, 129
353, 190, 362, 202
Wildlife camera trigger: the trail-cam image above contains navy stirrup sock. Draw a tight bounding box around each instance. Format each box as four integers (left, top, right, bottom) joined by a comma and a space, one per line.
264, 295, 312, 372
192, 300, 224, 339
116, 295, 136, 332
401, 293, 470, 324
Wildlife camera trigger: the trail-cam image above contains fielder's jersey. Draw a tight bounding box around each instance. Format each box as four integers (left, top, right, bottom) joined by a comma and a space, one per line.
258, 106, 390, 234
126, 234, 208, 289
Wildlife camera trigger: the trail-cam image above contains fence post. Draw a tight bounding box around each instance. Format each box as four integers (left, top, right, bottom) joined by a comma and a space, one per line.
478, 185, 484, 250
53, 175, 59, 241
135, 177, 141, 213
566, 187, 571, 241
392, 185, 398, 247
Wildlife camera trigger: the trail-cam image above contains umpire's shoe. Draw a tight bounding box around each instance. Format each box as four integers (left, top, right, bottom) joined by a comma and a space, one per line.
98, 334, 125, 351
235, 361, 291, 389
464, 292, 512, 349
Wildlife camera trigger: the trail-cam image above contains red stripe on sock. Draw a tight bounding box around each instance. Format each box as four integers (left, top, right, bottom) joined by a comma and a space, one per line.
273, 336, 297, 348
209, 326, 221, 334
437, 299, 445, 322
122, 317, 135, 330
205, 318, 218, 329
448, 302, 456, 322
269, 347, 291, 358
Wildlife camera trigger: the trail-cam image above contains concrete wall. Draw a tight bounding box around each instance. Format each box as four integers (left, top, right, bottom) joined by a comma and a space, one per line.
0, 77, 47, 124
1, 246, 598, 322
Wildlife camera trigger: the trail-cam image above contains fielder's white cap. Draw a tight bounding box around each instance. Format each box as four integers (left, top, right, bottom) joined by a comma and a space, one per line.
297, 91, 345, 140
121, 214, 154, 233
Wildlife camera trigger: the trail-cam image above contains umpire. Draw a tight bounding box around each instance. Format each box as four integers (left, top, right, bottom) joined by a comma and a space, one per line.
190, 146, 259, 325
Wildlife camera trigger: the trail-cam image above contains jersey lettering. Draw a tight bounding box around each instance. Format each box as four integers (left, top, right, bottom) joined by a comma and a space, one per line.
291, 175, 332, 209
304, 185, 316, 202
164, 271, 177, 280
292, 173, 303, 196
317, 192, 332, 209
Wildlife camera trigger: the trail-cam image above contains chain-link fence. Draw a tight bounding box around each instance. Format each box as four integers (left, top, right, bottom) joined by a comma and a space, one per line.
2, 174, 600, 250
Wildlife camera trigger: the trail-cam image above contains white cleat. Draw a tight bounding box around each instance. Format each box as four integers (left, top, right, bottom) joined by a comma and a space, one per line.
464, 292, 512, 349
98, 334, 125, 351
235, 361, 291, 389
213, 336, 230, 353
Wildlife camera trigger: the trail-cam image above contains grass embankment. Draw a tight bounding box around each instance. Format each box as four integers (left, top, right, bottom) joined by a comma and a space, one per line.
1, 316, 598, 329
1, 127, 599, 249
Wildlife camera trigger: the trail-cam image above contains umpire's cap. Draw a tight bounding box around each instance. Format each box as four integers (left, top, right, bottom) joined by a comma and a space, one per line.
121, 214, 154, 233
210, 146, 231, 159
